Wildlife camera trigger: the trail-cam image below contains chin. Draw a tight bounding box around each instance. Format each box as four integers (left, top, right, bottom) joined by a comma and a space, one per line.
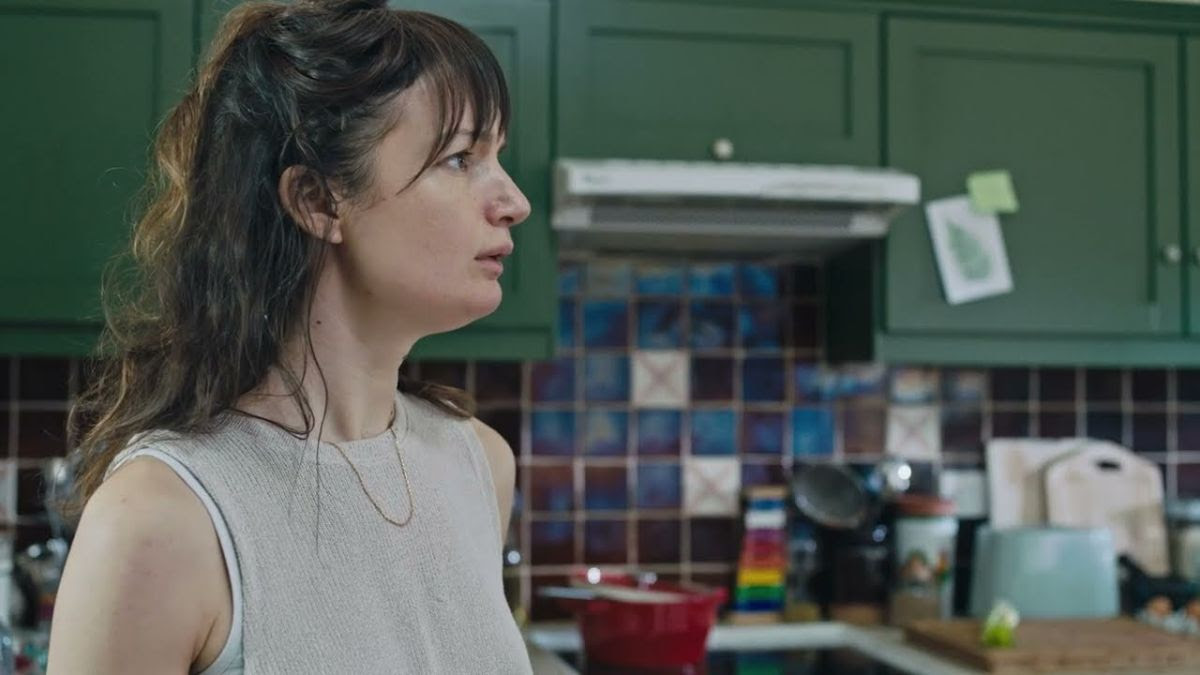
433, 289, 503, 333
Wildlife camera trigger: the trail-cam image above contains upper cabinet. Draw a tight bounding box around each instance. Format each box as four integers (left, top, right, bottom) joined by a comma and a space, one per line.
885, 18, 1181, 337
1188, 36, 1200, 340
0, 0, 194, 354
555, 0, 879, 165
831, 16, 1192, 366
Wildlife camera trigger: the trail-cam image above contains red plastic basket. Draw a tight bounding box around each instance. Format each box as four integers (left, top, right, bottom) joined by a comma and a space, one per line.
555, 570, 728, 670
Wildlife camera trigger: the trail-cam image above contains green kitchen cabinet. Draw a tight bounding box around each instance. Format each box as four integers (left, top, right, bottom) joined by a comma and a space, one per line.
830, 17, 1190, 366
1189, 36, 1200, 339
198, 0, 556, 361
555, 0, 880, 165
0, 0, 194, 354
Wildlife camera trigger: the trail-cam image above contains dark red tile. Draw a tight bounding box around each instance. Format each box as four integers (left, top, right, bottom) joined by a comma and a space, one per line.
691, 357, 734, 401
1038, 368, 1076, 403
990, 368, 1030, 402
530, 464, 574, 513
0, 359, 10, 402
1037, 411, 1077, 438
583, 519, 627, 565
417, 361, 468, 390
476, 407, 520, 453
637, 519, 681, 564
529, 520, 575, 566
741, 463, 785, 489
1085, 369, 1124, 404
474, 361, 523, 402
530, 573, 572, 621
941, 407, 983, 453
1131, 370, 1168, 403
1131, 413, 1168, 454
1086, 411, 1125, 445
842, 405, 885, 455
17, 357, 70, 401
1178, 463, 1200, 499
17, 410, 68, 459
1179, 413, 1200, 452
1179, 369, 1200, 403
689, 517, 739, 564
584, 466, 627, 511
991, 411, 1030, 438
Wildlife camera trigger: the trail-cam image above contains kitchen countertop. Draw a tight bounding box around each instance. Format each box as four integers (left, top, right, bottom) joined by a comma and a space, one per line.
524, 621, 1200, 675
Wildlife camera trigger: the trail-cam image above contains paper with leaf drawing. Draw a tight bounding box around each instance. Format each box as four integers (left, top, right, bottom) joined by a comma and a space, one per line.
926, 195, 1013, 305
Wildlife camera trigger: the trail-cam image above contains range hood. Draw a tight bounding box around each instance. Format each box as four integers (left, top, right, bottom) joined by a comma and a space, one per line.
552, 158, 920, 258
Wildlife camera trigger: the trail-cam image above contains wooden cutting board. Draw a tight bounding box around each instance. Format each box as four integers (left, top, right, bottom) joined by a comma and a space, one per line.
1043, 442, 1169, 575
985, 438, 1084, 529
905, 619, 1200, 673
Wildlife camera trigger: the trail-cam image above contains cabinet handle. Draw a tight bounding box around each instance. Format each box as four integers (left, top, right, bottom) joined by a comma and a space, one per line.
711, 137, 735, 161
1162, 244, 1182, 265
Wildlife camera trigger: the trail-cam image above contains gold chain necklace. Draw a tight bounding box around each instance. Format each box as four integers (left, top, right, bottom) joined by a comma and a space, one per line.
327, 401, 415, 527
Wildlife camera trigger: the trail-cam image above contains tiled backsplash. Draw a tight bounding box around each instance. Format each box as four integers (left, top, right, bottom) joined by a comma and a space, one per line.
5, 257, 1200, 620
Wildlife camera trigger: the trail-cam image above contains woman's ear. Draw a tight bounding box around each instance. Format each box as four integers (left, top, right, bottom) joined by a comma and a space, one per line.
277, 165, 345, 244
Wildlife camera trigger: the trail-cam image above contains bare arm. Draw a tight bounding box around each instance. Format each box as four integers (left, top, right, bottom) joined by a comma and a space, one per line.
47, 458, 230, 675
471, 418, 517, 545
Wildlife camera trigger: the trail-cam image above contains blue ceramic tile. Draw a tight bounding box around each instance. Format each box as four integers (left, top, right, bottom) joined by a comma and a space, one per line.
692, 357, 734, 401
636, 463, 682, 508
738, 264, 782, 297
636, 410, 682, 456
584, 354, 630, 401
688, 263, 736, 296
531, 410, 576, 456
530, 465, 574, 512
586, 260, 633, 296
690, 300, 735, 350
691, 409, 736, 456
793, 363, 838, 401
530, 520, 574, 565
839, 364, 886, 400
743, 357, 786, 402
531, 358, 576, 402
942, 368, 987, 403
583, 300, 629, 348
585, 466, 628, 510
558, 261, 582, 296
557, 299, 576, 352
584, 520, 627, 564
739, 303, 784, 349
742, 412, 784, 455
636, 263, 685, 295
792, 407, 834, 457
585, 409, 629, 456
637, 300, 683, 349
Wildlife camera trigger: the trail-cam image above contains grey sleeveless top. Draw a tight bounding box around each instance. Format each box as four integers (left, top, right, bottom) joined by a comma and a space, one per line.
106, 391, 532, 674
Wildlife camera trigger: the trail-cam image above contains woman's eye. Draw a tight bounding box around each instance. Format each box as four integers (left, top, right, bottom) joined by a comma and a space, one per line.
445, 151, 472, 171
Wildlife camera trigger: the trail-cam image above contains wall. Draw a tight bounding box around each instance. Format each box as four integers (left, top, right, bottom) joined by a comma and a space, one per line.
5, 255, 1200, 620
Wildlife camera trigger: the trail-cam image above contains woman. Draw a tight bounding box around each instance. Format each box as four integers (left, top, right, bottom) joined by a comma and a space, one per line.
47, 1, 533, 672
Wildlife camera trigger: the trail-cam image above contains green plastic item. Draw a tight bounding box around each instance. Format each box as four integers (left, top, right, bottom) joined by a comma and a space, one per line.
981, 600, 1021, 648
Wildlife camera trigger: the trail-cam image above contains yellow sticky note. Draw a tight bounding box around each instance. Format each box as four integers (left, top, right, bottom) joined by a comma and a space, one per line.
967, 170, 1019, 214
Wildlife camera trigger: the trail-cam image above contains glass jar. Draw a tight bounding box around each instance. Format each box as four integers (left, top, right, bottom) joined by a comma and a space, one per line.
890, 495, 958, 625
1167, 500, 1200, 582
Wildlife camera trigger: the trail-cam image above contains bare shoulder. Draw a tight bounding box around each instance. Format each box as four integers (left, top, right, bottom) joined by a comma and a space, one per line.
47, 457, 228, 675
469, 418, 516, 539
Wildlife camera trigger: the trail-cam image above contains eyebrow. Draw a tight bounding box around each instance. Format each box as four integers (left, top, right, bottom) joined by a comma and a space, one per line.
453, 129, 508, 152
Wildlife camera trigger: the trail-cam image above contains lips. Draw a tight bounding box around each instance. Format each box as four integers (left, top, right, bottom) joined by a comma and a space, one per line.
476, 242, 514, 262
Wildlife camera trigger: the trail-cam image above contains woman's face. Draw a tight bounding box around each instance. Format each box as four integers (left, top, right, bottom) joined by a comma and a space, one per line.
332, 80, 530, 339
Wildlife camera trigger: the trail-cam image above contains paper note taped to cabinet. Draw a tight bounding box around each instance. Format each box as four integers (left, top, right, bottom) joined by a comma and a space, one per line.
926, 195, 1013, 305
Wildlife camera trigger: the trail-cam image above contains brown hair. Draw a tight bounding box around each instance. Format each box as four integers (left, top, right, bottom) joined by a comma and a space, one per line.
66, 0, 510, 516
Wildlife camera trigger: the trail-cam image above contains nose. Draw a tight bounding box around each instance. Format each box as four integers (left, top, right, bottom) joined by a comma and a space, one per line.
487, 172, 531, 229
